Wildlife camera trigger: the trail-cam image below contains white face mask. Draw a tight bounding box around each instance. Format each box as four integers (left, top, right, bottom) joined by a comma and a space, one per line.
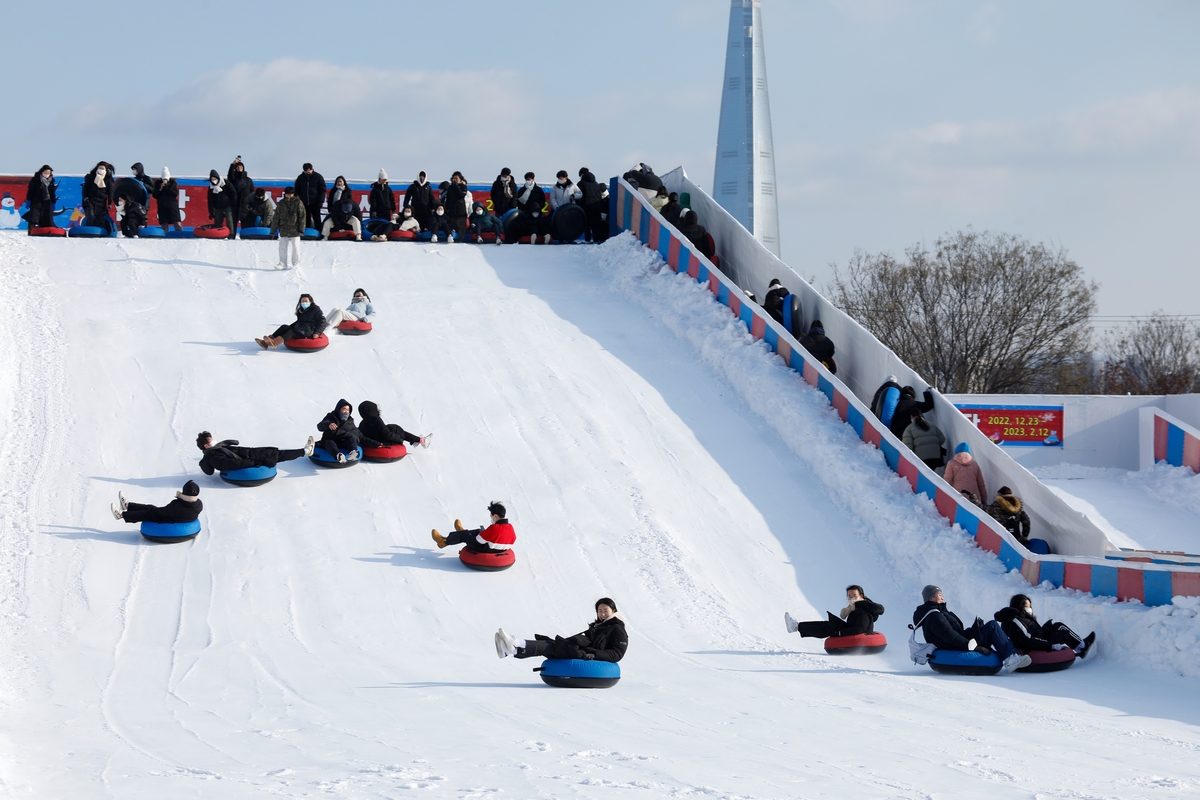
525, 180, 535, 188
97, 167, 107, 177
475, 209, 483, 216
436, 209, 444, 216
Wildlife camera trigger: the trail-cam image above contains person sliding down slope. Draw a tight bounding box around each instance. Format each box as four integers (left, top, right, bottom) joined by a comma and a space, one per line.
913, 585, 1031, 673
316, 399, 382, 463
495, 598, 628, 662
196, 431, 314, 475
432, 501, 515, 554
785, 584, 884, 638
994, 594, 1095, 659
111, 481, 203, 523
357, 401, 431, 449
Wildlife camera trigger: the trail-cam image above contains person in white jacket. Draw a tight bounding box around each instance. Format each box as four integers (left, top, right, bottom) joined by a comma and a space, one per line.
325, 288, 375, 328
550, 170, 582, 211
397, 207, 421, 233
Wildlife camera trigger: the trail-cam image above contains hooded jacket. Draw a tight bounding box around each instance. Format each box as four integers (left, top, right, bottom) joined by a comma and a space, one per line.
317, 399, 379, 447
993, 607, 1055, 652
578, 171, 609, 209
841, 597, 885, 635
357, 401, 420, 446
290, 301, 328, 338
226, 165, 256, 218
404, 178, 436, 217
469, 202, 503, 236
199, 440, 285, 474
943, 449, 986, 501
532, 612, 629, 663
912, 601, 979, 651
763, 284, 789, 324
799, 324, 836, 370
130, 162, 154, 193
369, 181, 396, 219
207, 170, 233, 216
987, 494, 1031, 540
326, 183, 361, 226
677, 209, 709, 252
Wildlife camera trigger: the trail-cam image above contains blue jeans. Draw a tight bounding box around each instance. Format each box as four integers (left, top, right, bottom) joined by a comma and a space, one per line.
975, 620, 1017, 660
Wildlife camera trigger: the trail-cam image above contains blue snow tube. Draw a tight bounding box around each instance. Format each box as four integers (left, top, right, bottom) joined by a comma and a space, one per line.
879, 387, 901, 428
927, 649, 1002, 676
140, 519, 202, 543
535, 659, 621, 688
114, 176, 149, 205
309, 446, 363, 469
240, 226, 274, 240
416, 231, 433, 241
220, 464, 277, 486
138, 226, 166, 238
302, 227, 321, 240
69, 225, 110, 238
1027, 538, 1051, 555
166, 227, 195, 239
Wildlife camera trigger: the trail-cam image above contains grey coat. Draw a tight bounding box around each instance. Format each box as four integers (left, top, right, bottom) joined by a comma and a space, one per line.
902, 420, 946, 463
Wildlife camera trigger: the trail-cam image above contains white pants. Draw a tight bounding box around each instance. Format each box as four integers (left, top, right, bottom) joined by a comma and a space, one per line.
325, 308, 365, 327
321, 217, 362, 238
278, 236, 300, 266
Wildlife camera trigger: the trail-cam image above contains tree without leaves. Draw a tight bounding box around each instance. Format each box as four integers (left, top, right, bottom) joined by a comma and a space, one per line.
1099, 312, 1199, 394
829, 230, 1098, 394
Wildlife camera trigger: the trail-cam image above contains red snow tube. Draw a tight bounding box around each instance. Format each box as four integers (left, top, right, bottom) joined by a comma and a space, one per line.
328, 229, 358, 240
337, 319, 372, 335
30, 226, 67, 237
823, 632, 887, 655
459, 548, 516, 572
1018, 648, 1076, 673
195, 225, 231, 239
363, 443, 407, 463
472, 232, 497, 243
388, 230, 417, 241
284, 333, 329, 352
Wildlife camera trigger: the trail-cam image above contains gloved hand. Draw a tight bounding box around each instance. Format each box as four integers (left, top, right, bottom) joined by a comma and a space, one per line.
973, 644, 993, 655
1052, 643, 1069, 651
583, 653, 595, 660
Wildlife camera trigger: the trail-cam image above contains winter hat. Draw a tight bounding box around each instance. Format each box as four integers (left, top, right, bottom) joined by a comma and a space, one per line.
596, 597, 618, 613
954, 442, 971, 455
196, 431, 212, 450
900, 386, 916, 398
378, 168, 388, 182
488, 501, 507, 519
357, 400, 380, 418
161, 167, 171, 181
921, 585, 941, 602
809, 320, 825, 335
886, 374, 898, 384
998, 486, 1013, 496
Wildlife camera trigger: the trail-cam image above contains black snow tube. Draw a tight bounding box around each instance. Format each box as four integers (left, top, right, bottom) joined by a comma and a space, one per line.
550, 204, 587, 242
113, 176, 149, 205
501, 209, 524, 243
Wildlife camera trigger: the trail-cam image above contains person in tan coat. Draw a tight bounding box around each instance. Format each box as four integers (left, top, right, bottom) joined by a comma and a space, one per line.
943, 442, 986, 501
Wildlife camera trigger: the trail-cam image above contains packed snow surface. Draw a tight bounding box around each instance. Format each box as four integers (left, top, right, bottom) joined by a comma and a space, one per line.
2, 231, 1200, 798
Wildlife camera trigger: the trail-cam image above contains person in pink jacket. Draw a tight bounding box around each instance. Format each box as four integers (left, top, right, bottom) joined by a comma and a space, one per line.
943, 442, 986, 501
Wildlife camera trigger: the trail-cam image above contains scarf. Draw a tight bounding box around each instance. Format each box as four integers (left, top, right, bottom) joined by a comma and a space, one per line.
333, 187, 344, 202
175, 492, 200, 502
39, 174, 51, 200
501, 177, 515, 198
93, 169, 106, 187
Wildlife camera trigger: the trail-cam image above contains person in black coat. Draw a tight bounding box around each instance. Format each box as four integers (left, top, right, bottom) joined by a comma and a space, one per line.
515, 172, 550, 243
660, 193, 683, 227
117, 196, 148, 237
404, 171, 437, 230
111, 480, 202, 524
369, 169, 397, 221
491, 167, 519, 217
357, 401, 431, 449
82, 162, 115, 234
495, 598, 628, 662
799, 320, 837, 374
130, 162, 155, 194
226, 158, 256, 229
913, 585, 1029, 672
196, 431, 313, 474
786, 585, 884, 638
762, 279, 789, 324
678, 209, 716, 259
257, 293, 328, 349
206, 169, 236, 235
443, 172, 470, 242
153, 167, 182, 231
577, 168, 609, 243
890, 387, 935, 439
994, 594, 1095, 659
294, 163, 326, 231
23, 165, 58, 231
322, 176, 362, 240
986, 487, 1032, 544
623, 163, 663, 197
316, 399, 382, 462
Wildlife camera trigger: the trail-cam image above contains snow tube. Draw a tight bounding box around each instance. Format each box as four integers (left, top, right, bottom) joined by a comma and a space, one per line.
240, 226, 274, 240
416, 231, 434, 241
927, 649, 1003, 676
308, 446, 363, 468
1018, 648, 1076, 673
220, 464, 277, 487
879, 386, 901, 428
113, 176, 149, 205
388, 229, 417, 241
283, 333, 329, 352
471, 231, 498, 243
140, 519, 201, 544
502, 209, 524, 243
363, 443, 407, 463
327, 229, 358, 241
137, 226, 165, 238
550, 204, 587, 242
823, 632, 888, 655
458, 548, 516, 572
29, 226, 66, 237
337, 319, 372, 336
302, 227, 321, 241
782, 294, 803, 337
1027, 538, 1051, 555
69, 226, 110, 238
536, 659, 620, 689
195, 225, 232, 239
166, 227, 194, 239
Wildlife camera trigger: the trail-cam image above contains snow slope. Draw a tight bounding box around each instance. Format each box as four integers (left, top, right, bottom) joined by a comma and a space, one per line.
2, 231, 1200, 797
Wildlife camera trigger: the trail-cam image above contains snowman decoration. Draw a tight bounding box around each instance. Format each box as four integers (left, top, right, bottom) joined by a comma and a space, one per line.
0, 193, 21, 229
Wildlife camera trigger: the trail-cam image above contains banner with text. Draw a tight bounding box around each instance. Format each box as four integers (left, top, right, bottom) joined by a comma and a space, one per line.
953, 404, 1064, 447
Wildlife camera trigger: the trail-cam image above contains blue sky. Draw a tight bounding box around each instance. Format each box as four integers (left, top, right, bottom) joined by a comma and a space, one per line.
2, 0, 1197, 320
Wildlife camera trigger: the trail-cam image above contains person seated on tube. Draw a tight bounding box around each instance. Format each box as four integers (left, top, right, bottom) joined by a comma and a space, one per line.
431, 500, 515, 554
914, 585, 1031, 673
428, 203, 454, 242
111, 480, 202, 523
994, 594, 1096, 659
316, 399, 381, 463
357, 401, 431, 450
196, 431, 314, 475
325, 288, 375, 329
785, 584, 884, 639
494, 598, 628, 662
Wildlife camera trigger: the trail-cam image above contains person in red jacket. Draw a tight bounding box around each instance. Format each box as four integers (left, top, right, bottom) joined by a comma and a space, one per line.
432, 501, 515, 553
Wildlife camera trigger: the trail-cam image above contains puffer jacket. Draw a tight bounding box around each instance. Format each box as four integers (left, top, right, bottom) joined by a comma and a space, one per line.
534, 612, 629, 662
943, 451, 986, 501
550, 180, 581, 210
369, 182, 396, 218
199, 440, 284, 474
291, 302, 328, 338
902, 420, 946, 463
987, 494, 1031, 540
994, 607, 1054, 651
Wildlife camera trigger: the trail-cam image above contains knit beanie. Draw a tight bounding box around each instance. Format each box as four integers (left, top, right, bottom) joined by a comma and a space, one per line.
379, 168, 388, 181
922, 585, 941, 602
181, 480, 200, 497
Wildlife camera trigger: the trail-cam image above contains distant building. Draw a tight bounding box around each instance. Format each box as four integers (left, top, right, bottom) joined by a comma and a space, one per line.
713, 0, 781, 257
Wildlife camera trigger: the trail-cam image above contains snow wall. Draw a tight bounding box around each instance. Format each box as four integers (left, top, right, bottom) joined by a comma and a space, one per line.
609, 174, 1200, 607
945, 393, 1200, 471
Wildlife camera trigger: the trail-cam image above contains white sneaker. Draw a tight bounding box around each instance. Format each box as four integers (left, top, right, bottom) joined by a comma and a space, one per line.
346, 449, 361, 462
784, 611, 798, 633
430, 235, 438, 243
119, 491, 129, 512
420, 433, 433, 448
275, 263, 287, 270
543, 234, 553, 244
111, 503, 123, 520
1002, 653, 1032, 673
337, 452, 347, 464
304, 436, 315, 457
495, 628, 516, 658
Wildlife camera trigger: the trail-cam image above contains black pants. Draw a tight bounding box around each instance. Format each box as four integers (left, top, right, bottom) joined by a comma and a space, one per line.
585, 204, 607, 243
1039, 621, 1083, 649
270, 324, 310, 341
444, 528, 502, 554
449, 216, 467, 241
365, 219, 393, 238
922, 458, 944, 471
120, 215, 145, 237
212, 207, 236, 233
527, 213, 550, 238
276, 448, 305, 463
514, 634, 588, 660
303, 203, 322, 231
321, 432, 358, 457
378, 423, 420, 446
122, 502, 193, 524
25, 205, 55, 231
430, 217, 453, 238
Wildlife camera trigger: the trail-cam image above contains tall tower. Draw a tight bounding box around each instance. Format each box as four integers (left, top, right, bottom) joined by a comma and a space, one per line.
713, 0, 780, 257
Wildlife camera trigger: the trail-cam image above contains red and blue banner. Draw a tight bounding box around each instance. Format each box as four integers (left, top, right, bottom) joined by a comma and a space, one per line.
954, 404, 1064, 447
